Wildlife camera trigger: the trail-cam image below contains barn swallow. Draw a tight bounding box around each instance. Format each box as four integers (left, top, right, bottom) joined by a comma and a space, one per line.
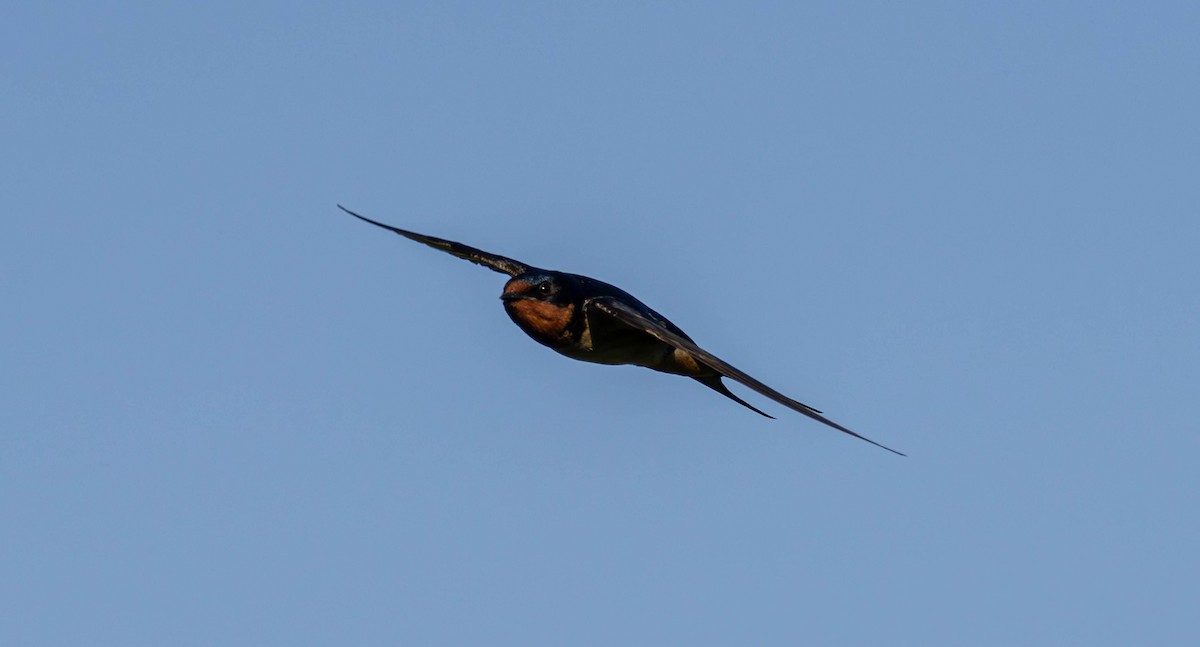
340, 205, 904, 456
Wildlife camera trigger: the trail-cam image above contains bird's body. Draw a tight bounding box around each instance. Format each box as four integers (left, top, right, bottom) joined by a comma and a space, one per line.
341, 205, 904, 456
502, 272, 682, 371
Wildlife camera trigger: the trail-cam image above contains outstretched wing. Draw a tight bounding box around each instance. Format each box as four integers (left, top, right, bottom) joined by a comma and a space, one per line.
339, 205, 532, 277
587, 296, 905, 456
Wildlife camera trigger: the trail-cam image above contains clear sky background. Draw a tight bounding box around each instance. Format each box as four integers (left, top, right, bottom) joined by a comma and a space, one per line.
3, 2, 1198, 645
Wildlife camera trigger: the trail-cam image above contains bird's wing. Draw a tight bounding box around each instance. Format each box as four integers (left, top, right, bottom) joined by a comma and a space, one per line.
339, 205, 532, 276
587, 296, 905, 456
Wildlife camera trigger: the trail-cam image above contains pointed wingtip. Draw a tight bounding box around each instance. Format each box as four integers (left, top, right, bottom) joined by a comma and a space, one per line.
863, 436, 906, 456
338, 204, 403, 233
338, 204, 366, 221
798, 404, 906, 456
844, 427, 906, 457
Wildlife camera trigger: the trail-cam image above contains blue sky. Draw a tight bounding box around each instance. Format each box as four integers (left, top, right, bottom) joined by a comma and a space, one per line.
3, 2, 1198, 645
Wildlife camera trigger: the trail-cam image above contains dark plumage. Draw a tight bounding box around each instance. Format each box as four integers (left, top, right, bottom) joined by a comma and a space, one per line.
341, 205, 903, 456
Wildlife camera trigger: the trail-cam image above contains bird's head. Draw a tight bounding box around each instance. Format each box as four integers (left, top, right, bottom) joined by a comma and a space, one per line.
500, 272, 577, 345
500, 272, 574, 305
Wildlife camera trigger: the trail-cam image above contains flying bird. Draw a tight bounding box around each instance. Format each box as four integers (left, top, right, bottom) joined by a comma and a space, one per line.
340, 205, 903, 456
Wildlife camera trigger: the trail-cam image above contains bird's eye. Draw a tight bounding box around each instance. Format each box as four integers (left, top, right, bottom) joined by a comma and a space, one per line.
537, 281, 553, 295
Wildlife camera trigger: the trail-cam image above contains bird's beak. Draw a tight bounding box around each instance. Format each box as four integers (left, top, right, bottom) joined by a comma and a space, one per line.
499, 292, 525, 302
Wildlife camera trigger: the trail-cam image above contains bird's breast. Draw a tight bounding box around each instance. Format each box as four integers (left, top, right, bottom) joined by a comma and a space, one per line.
503, 300, 575, 347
